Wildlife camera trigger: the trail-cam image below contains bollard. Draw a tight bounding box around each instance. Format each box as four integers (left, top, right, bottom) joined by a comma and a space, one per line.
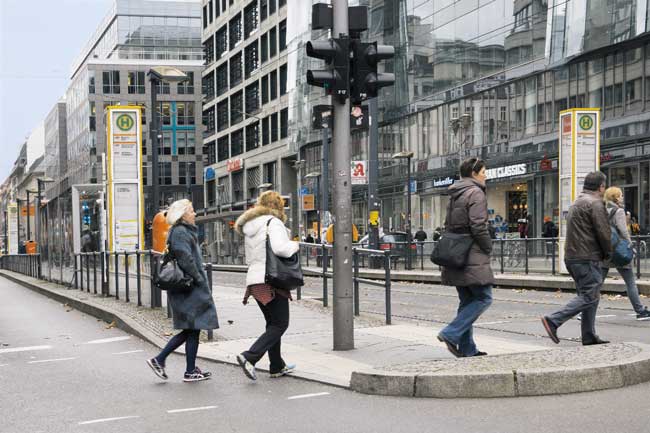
637, 237, 642, 280
206, 263, 214, 341
124, 251, 130, 303
114, 253, 120, 300
384, 251, 392, 325
420, 242, 424, 271
321, 244, 328, 307
524, 238, 529, 274
74, 254, 79, 290
93, 253, 97, 294
86, 252, 91, 293
551, 238, 556, 275
101, 252, 108, 296
500, 238, 505, 274
149, 251, 157, 308
37, 254, 42, 279
136, 251, 142, 307
353, 248, 360, 316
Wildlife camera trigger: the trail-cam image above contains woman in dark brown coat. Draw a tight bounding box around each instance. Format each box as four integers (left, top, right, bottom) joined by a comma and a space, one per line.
437, 157, 494, 357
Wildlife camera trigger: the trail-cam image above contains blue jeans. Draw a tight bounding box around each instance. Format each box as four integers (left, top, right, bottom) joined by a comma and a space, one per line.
440, 285, 493, 356
602, 267, 647, 314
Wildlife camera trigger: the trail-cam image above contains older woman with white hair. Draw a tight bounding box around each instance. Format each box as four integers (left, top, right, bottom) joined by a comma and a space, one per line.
146, 199, 219, 382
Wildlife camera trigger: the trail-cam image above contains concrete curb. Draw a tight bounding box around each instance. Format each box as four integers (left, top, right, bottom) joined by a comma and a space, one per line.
350, 343, 650, 398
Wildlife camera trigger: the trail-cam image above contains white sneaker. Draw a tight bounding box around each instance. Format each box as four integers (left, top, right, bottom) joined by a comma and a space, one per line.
236, 354, 257, 381
270, 363, 296, 378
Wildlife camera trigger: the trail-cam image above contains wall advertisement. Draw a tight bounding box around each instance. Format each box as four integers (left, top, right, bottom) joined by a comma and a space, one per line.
7, 203, 18, 254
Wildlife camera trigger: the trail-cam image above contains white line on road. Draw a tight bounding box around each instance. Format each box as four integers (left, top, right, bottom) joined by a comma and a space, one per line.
28, 357, 77, 364
596, 315, 617, 318
287, 392, 330, 400
84, 336, 131, 345
78, 415, 140, 425
0, 345, 51, 354
167, 405, 218, 414
0, 364, 8, 367
112, 350, 144, 355
476, 320, 511, 325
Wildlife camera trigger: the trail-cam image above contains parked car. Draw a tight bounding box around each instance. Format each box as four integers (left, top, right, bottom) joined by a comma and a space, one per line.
358, 231, 416, 260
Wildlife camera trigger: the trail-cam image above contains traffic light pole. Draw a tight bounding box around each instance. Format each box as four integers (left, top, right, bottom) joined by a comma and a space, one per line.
331, 0, 354, 350
368, 98, 380, 255
321, 126, 329, 241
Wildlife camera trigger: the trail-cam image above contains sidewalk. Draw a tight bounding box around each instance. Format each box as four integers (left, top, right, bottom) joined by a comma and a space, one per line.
3, 269, 650, 398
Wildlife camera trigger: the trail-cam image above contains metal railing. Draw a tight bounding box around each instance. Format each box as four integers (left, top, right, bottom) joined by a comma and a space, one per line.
0, 254, 42, 279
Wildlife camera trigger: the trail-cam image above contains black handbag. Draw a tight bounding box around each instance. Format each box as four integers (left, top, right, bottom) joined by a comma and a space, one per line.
264, 218, 304, 289
153, 229, 193, 293
430, 192, 475, 269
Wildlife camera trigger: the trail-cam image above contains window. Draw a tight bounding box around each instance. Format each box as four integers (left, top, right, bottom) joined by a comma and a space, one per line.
231, 129, 244, 157
244, 41, 258, 78
229, 13, 242, 50
203, 5, 208, 29
204, 35, 215, 64
88, 70, 95, 93
161, 102, 171, 126
159, 162, 172, 185
178, 131, 187, 155
270, 70, 277, 100
127, 71, 145, 94
261, 33, 268, 63
217, 99, 229, 131
279, 20, 286, 52
280, 107, 288, 138
232, 170, 244, 202
177, 71, 194, 94
262, 116, 269, 145
206, 179, 216, 206
203, 106, 215, 135
216, 26, 227, 59
204, 140, 216, 165
231, 91, 244, 125
263, 161, 276, 186
102, 70, 120, 94
209, 0, 214, 23
269, 26, 277, 58
269, 0, 276, 15
245, 81, 259, 114
217, 136, 229, 162
279, 64, 287, 95
177, 102, 195, 125
270, 112, 278, 142
279, 0, 286, 7
229, 51, 243, 87
246, 121, 260, 151
260, 0, 268, 21
157, 81, 170, 94
261, 74, 269, 104
187, 131, 196, 155
161, 132, 172, 155
89, 101, 96, 132
244, 1, 258, 39
203, 70, 215, 101
216, 63, 228, 94
179, 162, 197, 186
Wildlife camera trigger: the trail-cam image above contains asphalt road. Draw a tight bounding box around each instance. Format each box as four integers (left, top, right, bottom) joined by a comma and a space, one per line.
2, 276, 650, 433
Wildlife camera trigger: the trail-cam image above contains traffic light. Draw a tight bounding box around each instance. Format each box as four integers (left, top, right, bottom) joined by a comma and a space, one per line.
350, 41, 395, 104
306, 37, 350, 102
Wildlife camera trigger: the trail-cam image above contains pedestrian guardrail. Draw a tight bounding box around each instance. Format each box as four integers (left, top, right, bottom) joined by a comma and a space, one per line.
0, 254, 42, 279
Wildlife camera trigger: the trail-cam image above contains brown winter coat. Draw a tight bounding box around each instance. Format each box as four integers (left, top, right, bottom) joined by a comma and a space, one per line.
441, 178, 495, 287
564, 190, 612, 263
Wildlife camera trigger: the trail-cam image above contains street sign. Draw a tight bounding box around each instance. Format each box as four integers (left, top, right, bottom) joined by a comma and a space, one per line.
410, 179, 417, 193
302, 194, 315, 211
300, 186, 310, 196
351, 160, 367, 184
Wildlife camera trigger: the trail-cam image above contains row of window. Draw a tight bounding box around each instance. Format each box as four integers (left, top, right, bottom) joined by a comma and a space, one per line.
147, 162, 197, 186
205, 160, 277, 207
89, 70, 195, 95
203, 0, 286, 30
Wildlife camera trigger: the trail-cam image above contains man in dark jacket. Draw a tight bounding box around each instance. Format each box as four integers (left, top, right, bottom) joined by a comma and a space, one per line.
541, 171, 612, 346
438, 157, 494, 358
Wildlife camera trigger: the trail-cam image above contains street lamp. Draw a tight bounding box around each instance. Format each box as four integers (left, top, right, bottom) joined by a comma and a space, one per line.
393, 151, 414, 270
25, 188, 38, 242
305, 171, 321, 242
147, 66, 189, 219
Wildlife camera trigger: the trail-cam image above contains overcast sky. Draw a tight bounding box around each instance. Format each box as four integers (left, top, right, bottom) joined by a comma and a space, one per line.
0, 0, 113, 182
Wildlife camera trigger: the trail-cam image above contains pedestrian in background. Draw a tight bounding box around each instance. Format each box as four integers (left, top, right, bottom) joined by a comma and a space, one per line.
601, 187, 650, 320
542, 171, 611, 345
234, 191, 299, 381
438, 157, 494, 357
414, 226, 428, 242
146, 199, 219, 382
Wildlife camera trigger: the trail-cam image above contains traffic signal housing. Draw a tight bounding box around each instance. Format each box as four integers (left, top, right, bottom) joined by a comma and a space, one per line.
351, 41, 395, 104
306, 37, 350, 102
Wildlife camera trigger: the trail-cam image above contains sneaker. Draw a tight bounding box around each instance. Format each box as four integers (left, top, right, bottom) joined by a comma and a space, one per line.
636, 310, 650, 321
270, 363, 296, 378
146, 358, 168, 380
541, 316, 560, 344
183, 367, 211, 382
236, 354, 257, 381
437, 334, 463, 358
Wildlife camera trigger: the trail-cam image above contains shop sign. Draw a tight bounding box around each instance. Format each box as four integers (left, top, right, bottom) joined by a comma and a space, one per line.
226, 158, 243, 172
302, 194, 315, 211
204, 167, 215, 181
540, 158, 554, 171
351, 161, 367, 184
485, 164, 526, 180
433, 176, 456, 187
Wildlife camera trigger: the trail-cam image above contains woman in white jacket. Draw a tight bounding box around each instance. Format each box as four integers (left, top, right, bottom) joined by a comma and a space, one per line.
234, 191, 300, 380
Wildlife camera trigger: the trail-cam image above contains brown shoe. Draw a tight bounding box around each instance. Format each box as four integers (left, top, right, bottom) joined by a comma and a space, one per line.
541, 316, 560, 344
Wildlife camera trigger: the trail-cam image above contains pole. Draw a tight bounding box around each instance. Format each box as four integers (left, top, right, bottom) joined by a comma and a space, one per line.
26, 190, 32, 242
321, 127, 329, 241
332, 0, 353, 350
316, 175, 321, 241
368, 98, 380, 254
36, 182, 41, 253
16, 199, 21, 252
150, 77, 160, 220
406, 156, 412, 270
3, 210, 7, 254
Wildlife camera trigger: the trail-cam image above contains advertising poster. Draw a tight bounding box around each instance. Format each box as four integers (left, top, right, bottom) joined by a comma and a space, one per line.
7, 203, 18, 254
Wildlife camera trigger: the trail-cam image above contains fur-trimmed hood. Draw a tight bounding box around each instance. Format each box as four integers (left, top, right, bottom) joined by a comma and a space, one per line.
235, 205, 286, 234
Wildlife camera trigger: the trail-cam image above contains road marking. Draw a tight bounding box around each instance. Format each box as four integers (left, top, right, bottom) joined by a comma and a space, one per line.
167, 405, 218, 414
0, 364, 8, 367
596, 315, 617, 318
28, 357, 77, 364
84, 336, 131, 345
112, 349, 144, 355
476, 320, 511, 325
78, 415, 140, 425
0, 345, 51, 354
287, 392, 330, 400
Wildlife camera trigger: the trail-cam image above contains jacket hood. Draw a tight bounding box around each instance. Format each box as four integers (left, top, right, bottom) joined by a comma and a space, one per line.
235, 206, 285, 235
447, 177, 485, 199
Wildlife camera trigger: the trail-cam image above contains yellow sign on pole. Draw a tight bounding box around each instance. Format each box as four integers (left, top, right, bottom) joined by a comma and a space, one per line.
302, 194, 315, 211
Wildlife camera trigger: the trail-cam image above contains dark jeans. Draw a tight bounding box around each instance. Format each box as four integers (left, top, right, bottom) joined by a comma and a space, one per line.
155, 329, 200, 373
548, 261, 602, 343
439, 285, 493, 356
602, 267, 647, 314
242, 296, 289, 374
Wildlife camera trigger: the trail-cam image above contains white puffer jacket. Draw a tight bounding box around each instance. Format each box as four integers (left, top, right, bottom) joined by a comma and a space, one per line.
236, 208, 299, 287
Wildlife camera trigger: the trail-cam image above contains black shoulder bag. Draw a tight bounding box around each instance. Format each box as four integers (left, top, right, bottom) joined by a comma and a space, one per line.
264, 218, 304, 289
430, 193, 474, 269
153, 227, 193, 293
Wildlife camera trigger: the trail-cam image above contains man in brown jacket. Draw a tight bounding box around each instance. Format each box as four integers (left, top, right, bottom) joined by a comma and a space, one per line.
437, 157, 494, 357
542, 171, 612, 345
